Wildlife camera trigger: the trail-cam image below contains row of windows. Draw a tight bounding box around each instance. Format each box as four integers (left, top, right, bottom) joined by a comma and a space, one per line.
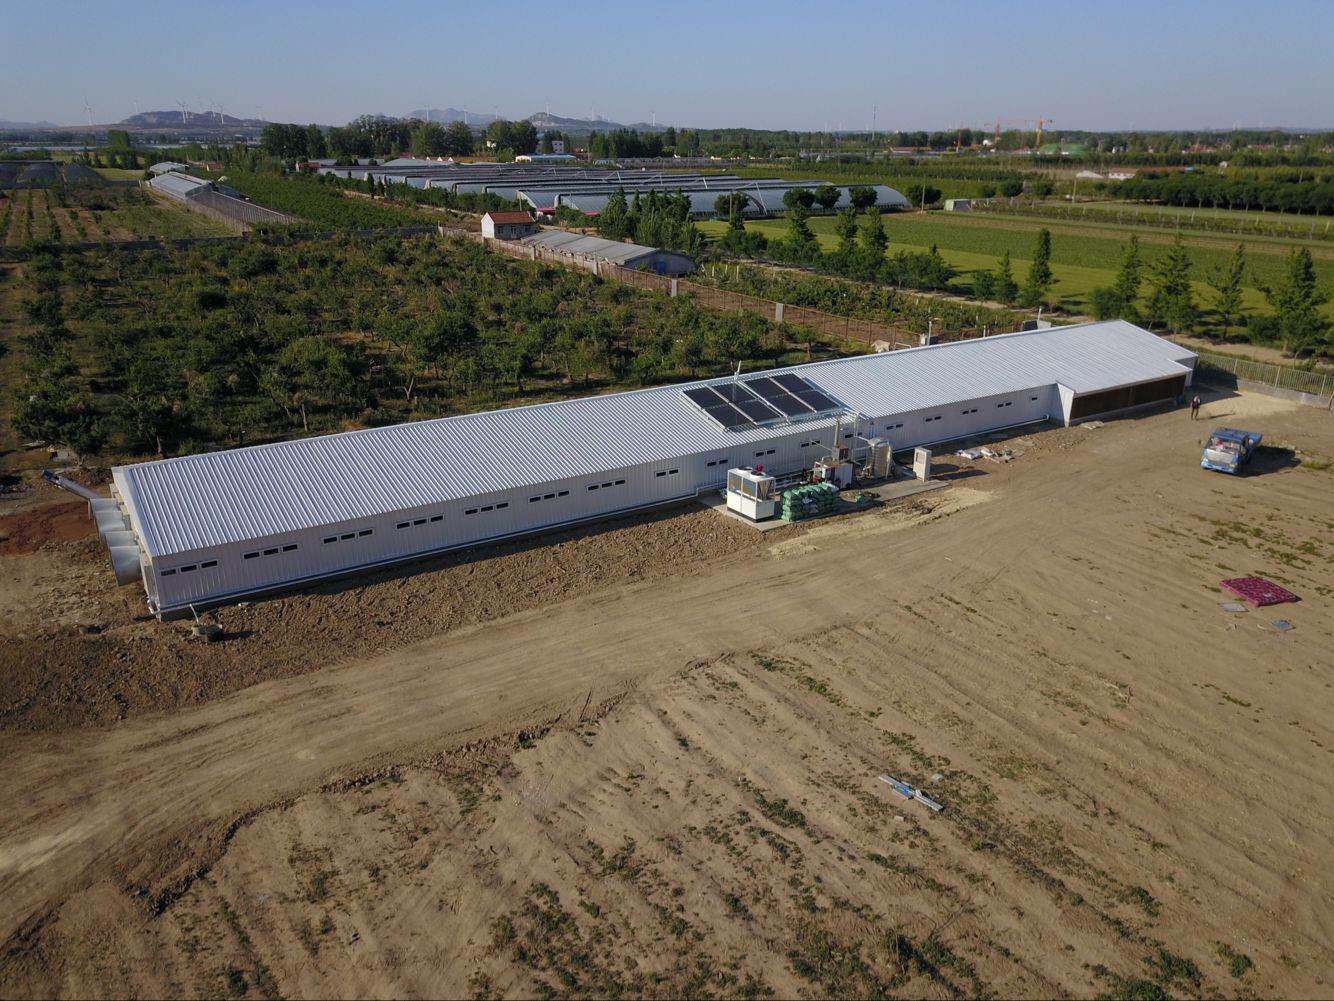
924, 415, 943, 423
654, 468, 680, 478
396, 515, 444, 529
704, 457, 732, 467
161, 559, 219, 577
323, 529, 373, 544
246, 543, 301, 559
465, 502, 510, 515
588, 479, 627, 491
754, 449, 776, 458
998, 401, 1013, 408
961, 407, 979, 415
530, 489, 571, 503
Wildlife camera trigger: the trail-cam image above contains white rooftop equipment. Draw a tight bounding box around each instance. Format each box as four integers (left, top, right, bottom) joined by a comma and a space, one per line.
725, 468, 776, 521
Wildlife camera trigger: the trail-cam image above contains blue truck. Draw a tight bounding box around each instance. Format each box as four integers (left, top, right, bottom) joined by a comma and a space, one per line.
1201, 428, 1262, 474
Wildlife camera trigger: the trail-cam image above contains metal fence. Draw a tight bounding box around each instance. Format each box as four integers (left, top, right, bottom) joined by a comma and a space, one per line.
1194, 349, 1333, 399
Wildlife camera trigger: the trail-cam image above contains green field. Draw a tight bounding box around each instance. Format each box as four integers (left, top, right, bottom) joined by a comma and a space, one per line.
699, 212, 1334, 319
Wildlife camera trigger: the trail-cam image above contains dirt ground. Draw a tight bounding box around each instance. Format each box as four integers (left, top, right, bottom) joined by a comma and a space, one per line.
1, 388, 1332, 1000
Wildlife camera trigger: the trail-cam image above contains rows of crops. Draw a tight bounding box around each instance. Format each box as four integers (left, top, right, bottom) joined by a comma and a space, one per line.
220, 173, 437, 229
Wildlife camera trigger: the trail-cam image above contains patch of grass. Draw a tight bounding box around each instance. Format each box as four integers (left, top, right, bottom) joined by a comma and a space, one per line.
752, 789, 807, 829
1118, 885, 1161, 917
1217, 942, 1254, 978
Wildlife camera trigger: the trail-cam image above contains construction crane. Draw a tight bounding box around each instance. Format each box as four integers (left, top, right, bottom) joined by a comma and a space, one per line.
1035, 116, 1054, 148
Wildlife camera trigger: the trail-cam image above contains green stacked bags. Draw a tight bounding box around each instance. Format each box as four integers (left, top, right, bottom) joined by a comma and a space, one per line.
779, 482, 841, 521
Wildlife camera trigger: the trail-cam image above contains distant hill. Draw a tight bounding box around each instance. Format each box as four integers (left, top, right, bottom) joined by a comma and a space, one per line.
405, 108, 499, 127
118, 110, 266, 129
401, 109, 670, 134
0, 118, 61, 130
527, 111, 668, 134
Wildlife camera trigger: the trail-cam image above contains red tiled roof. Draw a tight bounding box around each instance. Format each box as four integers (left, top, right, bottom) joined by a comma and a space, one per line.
487, 212, 534, 225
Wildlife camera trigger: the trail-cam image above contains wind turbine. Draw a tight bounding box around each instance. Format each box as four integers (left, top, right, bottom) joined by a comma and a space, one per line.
83, 95, 94, 130
254, 104, 265, 122
178, 100, 189, 125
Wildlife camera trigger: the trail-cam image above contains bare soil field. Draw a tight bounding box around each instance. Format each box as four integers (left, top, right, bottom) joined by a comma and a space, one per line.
1, 389, 1332, 1000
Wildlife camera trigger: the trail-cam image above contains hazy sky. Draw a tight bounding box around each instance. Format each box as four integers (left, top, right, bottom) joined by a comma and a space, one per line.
6, 0, 1332, 131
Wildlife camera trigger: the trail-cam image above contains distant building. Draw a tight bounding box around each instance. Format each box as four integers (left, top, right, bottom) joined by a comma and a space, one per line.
551, 139, 566, 154
148, 161, 191, 175
481, 211, 537, 240
1106, 168, 1139, 181
943, 198, 972, 211
518, 230, 695, 276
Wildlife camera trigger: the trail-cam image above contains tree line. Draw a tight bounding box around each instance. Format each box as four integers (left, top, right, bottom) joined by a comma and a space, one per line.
1110, 168, 1334, 216
1086, 235, 1330, 356
595, 188, 702, 255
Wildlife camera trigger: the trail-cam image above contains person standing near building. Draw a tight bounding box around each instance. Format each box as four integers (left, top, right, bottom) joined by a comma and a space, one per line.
1190, 394, 1201, 420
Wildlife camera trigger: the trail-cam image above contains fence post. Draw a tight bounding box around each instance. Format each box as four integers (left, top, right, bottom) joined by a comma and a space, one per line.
775, 302, 784, 323
670, 278, 678, 297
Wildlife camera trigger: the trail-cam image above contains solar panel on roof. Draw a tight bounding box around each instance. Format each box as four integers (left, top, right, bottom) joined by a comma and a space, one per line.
684, 386, 724, 408
772, 373, 812, 395
712, 383, 753, 403
762, 392, 815, 417
744, 376, 817, 415
734, 398, 781, 422
794, 388, 839, 411
702, 402, 749, 427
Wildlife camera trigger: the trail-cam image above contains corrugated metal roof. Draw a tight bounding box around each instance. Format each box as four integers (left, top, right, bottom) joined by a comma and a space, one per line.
148, 172, 210, 198
115, 321, 1194, 558
518, 230, 664, 266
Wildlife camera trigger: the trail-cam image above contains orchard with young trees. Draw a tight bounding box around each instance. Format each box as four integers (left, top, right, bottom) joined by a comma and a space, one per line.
8, 236, 841, 461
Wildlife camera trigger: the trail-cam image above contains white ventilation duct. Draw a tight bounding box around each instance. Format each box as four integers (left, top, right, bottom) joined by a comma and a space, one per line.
103, 529, 136, 550
109, 546, 143, 585
95, 508, 129, 538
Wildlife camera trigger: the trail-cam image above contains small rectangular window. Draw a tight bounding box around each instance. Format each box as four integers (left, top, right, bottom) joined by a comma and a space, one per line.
162, 568, 176, 576
244, 552, 258, 560
1031, 396, 1038, 401
588, 484, 599, 491
202, 560, 218, 568
530, 497, 541, 503
397, 522, 410, 529
544, 493, 554, 500
655, 471, 666, 477
558, 490, 569, 496
481, 505, 493, 512
358, 529, 372, 537
465, 508, 478, 515
601, 482, 612, 488
413, 519, 426, 526
181, 564, 197, 573
430, 515, 442, 522
497, 502, 509, 509
614, 480, 625, 486
324, 536, 337, 543
263, 548, 279, 556
341, 533, 354, 540
670, 468, 679, 474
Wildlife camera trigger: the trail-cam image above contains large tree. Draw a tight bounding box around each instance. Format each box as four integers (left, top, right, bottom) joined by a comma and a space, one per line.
1021, 228, 1055, 307
1146, 235, 1198, 333
410, 121, 448, 157
441, 120, 474, 156
1261, 246, 1329, 357
1208, 243, 1247, 337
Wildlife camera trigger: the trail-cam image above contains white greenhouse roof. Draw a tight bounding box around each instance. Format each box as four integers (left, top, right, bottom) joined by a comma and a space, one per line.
114, 321, 1194, 558
148, 172, 209, 197
517, 230, 670, 266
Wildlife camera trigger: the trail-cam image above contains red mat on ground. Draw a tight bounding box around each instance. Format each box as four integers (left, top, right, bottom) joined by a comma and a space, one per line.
1220, 576, 1300, 606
